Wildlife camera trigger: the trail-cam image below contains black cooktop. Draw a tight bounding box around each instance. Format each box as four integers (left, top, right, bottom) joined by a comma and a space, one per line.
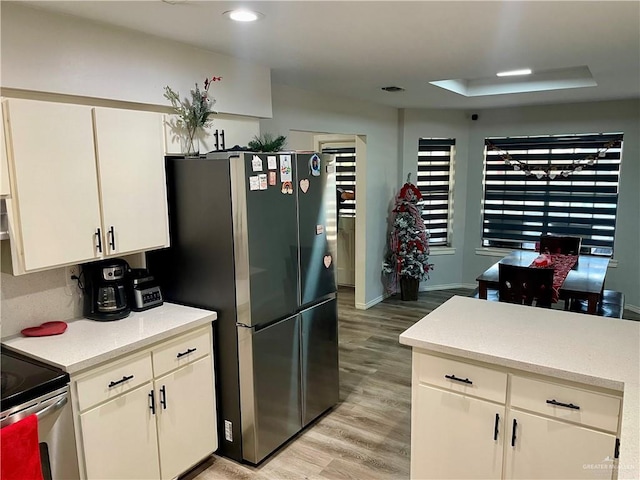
1, 348, 69, 412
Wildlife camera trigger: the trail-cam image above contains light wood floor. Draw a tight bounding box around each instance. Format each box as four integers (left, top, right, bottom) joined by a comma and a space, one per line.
188, 286, 639, 480
187, 286, 471, 480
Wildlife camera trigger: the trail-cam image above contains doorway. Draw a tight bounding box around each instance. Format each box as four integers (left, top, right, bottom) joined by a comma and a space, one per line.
313, 134, 365, 309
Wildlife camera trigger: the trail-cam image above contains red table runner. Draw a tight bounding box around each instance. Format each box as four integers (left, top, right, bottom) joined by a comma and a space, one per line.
529, 254, 578, 302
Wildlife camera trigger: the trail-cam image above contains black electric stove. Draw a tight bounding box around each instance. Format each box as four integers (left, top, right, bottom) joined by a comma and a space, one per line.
1, 349, 69, 412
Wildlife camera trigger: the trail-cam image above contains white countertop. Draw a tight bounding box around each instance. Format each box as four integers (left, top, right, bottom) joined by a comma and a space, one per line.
2, 303, 217, 375
399, 295, 640, 480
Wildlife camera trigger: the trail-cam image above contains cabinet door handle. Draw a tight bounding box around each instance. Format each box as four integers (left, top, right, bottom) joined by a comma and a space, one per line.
149, 390, 156, 415
108, 226, 116, 251
511, 418, 517, 447
444, 374, 473, 385
176, 347, 197, 359
160, 385, 167, 410
220, 129, 226, 150
493, 413, 500, 441
108, 374, 134, 388
95, 228, 103, 253
546, 399, 580, 410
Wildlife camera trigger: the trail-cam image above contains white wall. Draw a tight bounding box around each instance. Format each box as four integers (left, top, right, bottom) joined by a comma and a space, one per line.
262, 84, 400, 308
402, 109, 471, 288
404, 100, 640, 308
1, 3, 272, 118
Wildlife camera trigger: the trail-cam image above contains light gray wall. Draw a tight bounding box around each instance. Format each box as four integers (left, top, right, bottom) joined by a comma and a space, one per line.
463, 100, 640, 308
402, 109, 471, 288
1, 3, 272, 117
404, 100, 639, 307
262, 84, 400, 308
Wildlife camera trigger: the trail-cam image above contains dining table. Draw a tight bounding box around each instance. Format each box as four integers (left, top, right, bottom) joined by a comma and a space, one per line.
476, 250, 610, 314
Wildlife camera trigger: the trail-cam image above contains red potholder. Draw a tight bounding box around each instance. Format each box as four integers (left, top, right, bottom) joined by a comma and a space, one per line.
21, 321, 68, 337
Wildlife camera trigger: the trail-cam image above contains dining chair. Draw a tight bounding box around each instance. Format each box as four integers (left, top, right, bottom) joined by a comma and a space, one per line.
569, 290, 626, 319
498, 263, 554, 308
539, 234, 582, 255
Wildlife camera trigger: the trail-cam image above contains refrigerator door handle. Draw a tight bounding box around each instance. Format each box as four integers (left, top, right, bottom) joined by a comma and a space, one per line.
236, 322, 252, 328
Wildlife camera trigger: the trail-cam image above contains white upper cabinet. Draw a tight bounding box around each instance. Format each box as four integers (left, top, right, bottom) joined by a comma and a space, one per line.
2, 99, 169, 275
1, 100, 11, 197
93, 107, 169, 256
3, 99, 102, 272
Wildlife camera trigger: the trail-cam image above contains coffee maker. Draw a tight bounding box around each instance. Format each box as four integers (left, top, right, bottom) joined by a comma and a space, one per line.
82, 259, 131, 321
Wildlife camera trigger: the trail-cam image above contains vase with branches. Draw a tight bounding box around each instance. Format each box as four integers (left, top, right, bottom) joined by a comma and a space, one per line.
382, 175, 433, 300
164, 75, 221, 156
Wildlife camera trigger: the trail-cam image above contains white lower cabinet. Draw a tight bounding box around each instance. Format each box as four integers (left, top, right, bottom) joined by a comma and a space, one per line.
412, 385, 504, 479
411, 351, 621, 480
73, 325, 217, 480
155, 356, 217, 480
505, 410, 616, 480
80, 383, 161, 480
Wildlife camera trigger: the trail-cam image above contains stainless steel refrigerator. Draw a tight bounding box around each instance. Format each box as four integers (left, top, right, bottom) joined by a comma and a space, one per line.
147, 151, 339, 464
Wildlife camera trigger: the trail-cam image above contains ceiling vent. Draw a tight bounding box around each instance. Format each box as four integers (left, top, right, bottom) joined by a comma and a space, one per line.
381, 86, 405, 92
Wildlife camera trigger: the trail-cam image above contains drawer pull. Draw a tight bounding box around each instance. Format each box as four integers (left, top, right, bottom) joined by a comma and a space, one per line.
493, 413, 500, 441
444, 374, 473, 385
160, 385, 167, 410
546, 399, 580, 410
176, 347, 197, 359
149, 390, 156, 415
511, 418, 517, 447
95, 228, 102, 253
108, 226, 116, 251
108, 375, 134, 388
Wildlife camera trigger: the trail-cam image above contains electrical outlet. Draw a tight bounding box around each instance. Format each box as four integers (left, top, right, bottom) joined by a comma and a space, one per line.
66, 265, 79, 287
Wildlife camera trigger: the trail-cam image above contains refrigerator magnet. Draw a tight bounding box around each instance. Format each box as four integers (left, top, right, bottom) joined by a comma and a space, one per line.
309, 154, 321, 177
279, 155, 292, 182
249, 176, 260, 191
316, 225, 324, 235
323, 255, 332, 268
258, 173, 268, 190
268, 171, 277, 186
267, 156, 277, 170
251, 155, 263, 172
281, 181, 293, 194
300, 178, 310, 193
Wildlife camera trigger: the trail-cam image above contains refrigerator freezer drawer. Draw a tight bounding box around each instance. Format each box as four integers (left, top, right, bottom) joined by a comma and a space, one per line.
301, 297, 339, 426
238, 314, 302, 464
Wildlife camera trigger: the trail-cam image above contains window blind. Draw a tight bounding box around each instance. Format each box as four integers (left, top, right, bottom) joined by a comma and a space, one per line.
323, 146, 356, 217
417, 138, 455, 246
482, 133, 623, 255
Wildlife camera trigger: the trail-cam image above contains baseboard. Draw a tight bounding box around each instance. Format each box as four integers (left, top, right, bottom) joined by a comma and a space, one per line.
420, 283, 476, 292
626, 304, 640, 314
355, 294, 386, 310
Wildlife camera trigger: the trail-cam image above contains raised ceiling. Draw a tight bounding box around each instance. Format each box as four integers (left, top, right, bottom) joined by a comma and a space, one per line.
20, 0, 640, 110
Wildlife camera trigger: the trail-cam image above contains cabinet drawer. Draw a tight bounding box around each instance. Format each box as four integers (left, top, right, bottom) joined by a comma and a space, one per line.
510, 375, 621, 433
152, 327, 211, 377
76, 353, 153, 411
414, 352, 507, 404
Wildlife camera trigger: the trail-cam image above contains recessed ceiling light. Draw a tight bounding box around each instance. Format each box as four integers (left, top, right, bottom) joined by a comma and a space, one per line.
223, 9, 264, 22
496, 69, 532, 77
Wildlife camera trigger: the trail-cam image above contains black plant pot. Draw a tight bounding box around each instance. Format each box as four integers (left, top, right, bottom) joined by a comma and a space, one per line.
400, 276, 420, 301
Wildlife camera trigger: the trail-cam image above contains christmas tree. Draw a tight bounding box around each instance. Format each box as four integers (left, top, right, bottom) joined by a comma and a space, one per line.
382, 176, 433, 297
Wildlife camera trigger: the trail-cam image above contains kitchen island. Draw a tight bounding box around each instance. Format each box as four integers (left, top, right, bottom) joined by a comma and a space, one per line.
2, 303, 218, 480
400, 296, 639, 480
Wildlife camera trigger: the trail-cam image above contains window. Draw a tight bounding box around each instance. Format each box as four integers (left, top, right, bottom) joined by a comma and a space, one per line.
322, 146, 356, 217
417, 138, 455, 246
482, 133, 623, 256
